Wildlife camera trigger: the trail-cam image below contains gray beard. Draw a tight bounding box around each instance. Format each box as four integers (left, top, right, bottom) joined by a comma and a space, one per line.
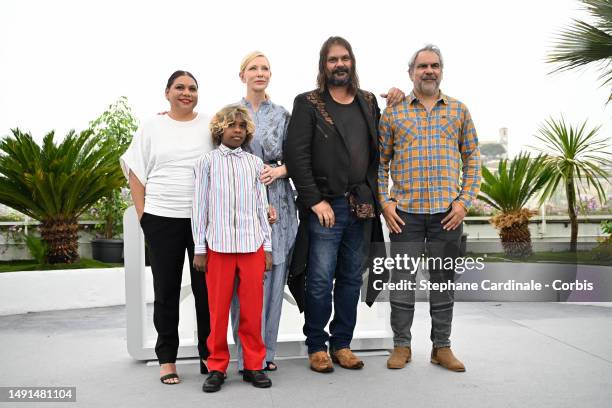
417, 78, 441, 96
418, 83, 439, 97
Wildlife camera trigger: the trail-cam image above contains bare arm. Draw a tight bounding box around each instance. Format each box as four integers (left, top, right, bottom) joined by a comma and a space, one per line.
128, 170, 145, 220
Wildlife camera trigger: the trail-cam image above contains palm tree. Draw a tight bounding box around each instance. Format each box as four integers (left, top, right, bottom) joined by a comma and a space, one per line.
478, 153, 552, 257
534, 117, 611, 251
0, 129, 125, 263
547, 0, 612, 102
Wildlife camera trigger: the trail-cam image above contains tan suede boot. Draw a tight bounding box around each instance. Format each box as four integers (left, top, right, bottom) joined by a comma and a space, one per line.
330, 348, 364, 369
387, 346, 412, 369
430, 347, 466, 372
309, 351, 334, 373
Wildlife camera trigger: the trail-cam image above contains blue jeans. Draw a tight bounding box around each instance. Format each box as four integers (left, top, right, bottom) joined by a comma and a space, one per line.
304, 197, 366, 354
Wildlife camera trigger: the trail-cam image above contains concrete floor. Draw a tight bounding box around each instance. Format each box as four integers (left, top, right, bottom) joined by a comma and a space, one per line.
1, 302, 611, 408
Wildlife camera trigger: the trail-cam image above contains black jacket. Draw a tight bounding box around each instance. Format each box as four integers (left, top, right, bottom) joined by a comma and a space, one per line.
284, 89, 388, 312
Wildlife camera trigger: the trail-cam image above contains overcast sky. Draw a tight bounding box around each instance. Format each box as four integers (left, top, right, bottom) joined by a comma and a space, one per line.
1, 0, 610, 156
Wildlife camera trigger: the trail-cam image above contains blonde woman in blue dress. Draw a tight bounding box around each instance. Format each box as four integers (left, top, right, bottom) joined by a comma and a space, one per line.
230, 51, 298, 373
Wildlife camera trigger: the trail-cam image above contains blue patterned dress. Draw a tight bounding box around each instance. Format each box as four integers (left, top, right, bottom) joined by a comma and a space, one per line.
231, 97, 299, 369
240, 97, 298, 265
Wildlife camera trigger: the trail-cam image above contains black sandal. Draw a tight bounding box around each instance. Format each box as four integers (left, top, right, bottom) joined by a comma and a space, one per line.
264, 361, 278, 371
160, 373, 180, 384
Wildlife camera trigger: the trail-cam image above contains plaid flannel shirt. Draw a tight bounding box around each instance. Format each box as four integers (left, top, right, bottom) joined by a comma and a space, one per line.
378, 91, 481, 214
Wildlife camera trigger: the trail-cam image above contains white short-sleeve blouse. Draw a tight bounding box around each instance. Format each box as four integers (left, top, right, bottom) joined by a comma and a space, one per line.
120, 113, 213, 218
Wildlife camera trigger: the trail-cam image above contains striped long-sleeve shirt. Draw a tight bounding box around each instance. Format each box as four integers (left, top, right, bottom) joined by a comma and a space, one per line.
378, 91, 481, 214
191, 144, 272, 255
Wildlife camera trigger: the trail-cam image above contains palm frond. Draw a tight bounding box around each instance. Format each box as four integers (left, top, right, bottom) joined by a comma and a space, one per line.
532, 116, 611, 206
0, 128, 125, 222
478, 152, 551, 213
547, 0, 612, 101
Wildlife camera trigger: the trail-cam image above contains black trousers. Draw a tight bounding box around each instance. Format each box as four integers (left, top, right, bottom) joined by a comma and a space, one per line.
140, 212, 210, 364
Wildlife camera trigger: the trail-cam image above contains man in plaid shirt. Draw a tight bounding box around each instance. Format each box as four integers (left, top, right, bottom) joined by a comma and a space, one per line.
378, 44, 481, 372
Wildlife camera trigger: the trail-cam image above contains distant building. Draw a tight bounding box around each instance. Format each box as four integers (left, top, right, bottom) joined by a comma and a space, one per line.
481, 127, 508, 169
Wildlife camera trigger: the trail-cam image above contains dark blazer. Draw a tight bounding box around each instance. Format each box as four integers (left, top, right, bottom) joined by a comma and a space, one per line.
285, 89, 388, 312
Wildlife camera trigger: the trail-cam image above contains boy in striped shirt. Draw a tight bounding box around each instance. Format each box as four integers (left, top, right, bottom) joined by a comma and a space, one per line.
192, 105, 272, 392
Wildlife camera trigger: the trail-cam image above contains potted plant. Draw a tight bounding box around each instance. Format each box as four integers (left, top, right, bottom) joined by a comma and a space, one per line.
89, 189, 131, 262
478, 152, 552, 258
0, 129, 125, 263
88, 97, 138, 263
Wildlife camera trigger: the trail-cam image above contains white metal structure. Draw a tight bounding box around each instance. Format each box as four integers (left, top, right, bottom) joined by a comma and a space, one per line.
124, 206, 392, 361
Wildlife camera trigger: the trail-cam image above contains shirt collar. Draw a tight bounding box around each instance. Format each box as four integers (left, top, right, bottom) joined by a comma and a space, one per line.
218, 143, 244, 156
408, 90, 448, 105
241, 97, 271, 109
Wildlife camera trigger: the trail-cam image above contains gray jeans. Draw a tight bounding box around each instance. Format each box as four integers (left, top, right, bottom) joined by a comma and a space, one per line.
389, 209, 463, 348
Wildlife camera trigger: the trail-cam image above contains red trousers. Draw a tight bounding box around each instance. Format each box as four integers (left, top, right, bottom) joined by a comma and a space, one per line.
206, 247, 266, 373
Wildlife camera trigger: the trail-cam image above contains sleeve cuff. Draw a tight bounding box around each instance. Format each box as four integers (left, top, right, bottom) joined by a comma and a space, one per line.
119, 155, 146, 186
303, 196, 324, 210
380, 198, 395, 209
263, 242, 272, 252
455, 197, 470, 212
194, 244, 207, 254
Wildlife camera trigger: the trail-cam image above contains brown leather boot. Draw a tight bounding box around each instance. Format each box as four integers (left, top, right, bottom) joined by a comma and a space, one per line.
309, 351, 334, 373
387, 346, 412, 369
330, 348, 364, 369
431, 347, 466, 372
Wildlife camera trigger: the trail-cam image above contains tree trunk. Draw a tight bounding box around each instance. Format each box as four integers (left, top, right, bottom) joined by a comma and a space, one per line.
499, 221, 533, 258
104, 214, 113, 239
566, 178, 578, 252
40, 217, 80, 264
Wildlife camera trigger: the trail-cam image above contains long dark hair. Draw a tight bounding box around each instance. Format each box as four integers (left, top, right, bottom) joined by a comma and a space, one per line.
166, 70, 198, 90
316, 36, 360, 94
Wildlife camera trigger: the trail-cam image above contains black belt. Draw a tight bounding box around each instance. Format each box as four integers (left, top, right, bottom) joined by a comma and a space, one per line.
266, 160, 284, 166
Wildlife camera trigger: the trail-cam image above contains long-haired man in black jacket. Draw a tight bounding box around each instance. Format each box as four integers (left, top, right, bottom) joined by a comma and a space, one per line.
285, 36, 401, 373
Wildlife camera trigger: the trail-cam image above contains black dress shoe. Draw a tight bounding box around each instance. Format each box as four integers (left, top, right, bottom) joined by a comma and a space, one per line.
202, 371, 225, 393
242, 369, 272, 388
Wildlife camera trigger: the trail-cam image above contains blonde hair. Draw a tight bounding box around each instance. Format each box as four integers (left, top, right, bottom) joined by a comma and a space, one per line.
209, 104, 256, 148
240, 51, 269, 74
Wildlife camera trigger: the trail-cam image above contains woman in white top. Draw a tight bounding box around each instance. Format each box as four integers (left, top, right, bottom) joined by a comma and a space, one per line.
120, 71, 213, 385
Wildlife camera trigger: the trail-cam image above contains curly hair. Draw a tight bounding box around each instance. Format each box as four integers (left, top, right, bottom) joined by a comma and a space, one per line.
209, 104, 255, 148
